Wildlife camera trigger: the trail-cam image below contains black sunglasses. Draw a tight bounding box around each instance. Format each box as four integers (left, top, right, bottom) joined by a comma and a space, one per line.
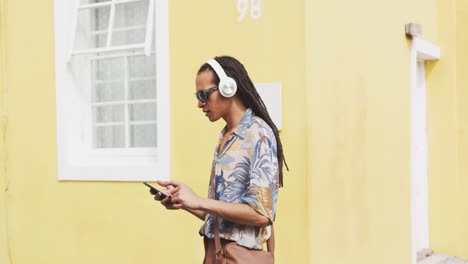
195, 86, 218, 103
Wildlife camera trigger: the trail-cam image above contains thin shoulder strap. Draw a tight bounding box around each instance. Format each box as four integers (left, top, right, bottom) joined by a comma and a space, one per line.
267, 225, 275, 253
209, 165, 275, 257
209, 166, 223, 259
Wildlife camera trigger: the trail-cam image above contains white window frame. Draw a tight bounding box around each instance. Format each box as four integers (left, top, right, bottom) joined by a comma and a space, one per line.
69, 0, 155, 57
54, 0, 170, 181
410, 37, 440, 264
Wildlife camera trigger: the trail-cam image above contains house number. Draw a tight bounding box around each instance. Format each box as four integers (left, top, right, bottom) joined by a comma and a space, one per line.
237, 0, 262, 22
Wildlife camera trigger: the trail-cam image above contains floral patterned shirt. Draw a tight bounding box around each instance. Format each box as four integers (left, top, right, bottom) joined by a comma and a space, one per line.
199, 108, 279, 250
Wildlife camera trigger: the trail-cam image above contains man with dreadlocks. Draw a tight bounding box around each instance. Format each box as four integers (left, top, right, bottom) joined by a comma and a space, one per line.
150, 56, 287, 263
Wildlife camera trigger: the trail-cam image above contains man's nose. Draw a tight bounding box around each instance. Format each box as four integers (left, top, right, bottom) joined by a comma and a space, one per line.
197, 100, 205, 108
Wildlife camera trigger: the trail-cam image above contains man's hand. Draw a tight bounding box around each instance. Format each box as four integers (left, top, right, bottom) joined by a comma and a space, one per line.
149, 183, 179, 210
158, 181, 204, 210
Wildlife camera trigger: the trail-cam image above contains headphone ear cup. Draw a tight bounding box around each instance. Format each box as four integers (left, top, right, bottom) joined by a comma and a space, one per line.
219, 77, 237, 98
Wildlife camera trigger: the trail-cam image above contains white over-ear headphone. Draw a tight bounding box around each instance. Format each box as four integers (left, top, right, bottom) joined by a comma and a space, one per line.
206, 59, 237, 98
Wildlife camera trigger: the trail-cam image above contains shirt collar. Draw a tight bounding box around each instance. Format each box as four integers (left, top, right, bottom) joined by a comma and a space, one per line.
232, 108, 252, 140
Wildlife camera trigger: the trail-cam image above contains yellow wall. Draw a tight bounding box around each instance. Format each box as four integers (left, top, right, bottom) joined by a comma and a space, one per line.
428, 0, 468, 258
427, 0, 457, 257
0, 0, 308, 263
1, 0, 11, 263
455, 0, 468, 255
305, 0, 445, 263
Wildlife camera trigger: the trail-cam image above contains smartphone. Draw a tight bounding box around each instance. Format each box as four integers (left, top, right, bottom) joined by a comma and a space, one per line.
144, 182, 168, 199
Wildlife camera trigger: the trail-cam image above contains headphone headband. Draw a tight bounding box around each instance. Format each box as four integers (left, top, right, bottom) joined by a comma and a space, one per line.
206, 59, 228, 80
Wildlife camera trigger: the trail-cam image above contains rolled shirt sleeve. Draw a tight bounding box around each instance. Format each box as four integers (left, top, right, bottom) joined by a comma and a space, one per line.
240, 124, 279, 224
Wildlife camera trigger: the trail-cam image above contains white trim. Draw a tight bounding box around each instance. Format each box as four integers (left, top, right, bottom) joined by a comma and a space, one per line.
255, 83, 283, 130
89, 50, 154, 60
105, 1, 116, 48
410, 37, 440, 264
78, 0, 145, 9
91, 99, 157, 106
54, 0, 170, 182
91, 25, 146, 36
94, 121, 158, 127
68, 0, 81, 60
144, 0, 155, 56
71, 44, 146, 56
123, 52, 130, 148
412, 37, 440, 61
154, 0, 170, 182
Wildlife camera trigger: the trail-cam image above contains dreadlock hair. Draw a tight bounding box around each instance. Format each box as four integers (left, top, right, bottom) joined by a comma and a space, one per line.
198, 56, 289, 187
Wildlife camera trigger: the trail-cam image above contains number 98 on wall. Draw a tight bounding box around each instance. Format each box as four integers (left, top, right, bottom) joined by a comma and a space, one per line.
237, 0, 262, 22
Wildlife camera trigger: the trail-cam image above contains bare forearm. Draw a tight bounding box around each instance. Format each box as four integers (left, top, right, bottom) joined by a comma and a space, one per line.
197, 198, 269, 227
158, 180, 269, 226
184, 208, 206, 221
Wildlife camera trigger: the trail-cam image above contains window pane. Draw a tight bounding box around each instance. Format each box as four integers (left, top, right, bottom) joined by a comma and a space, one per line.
128, 103, 156, 122
74, 6, 110, 50
111, 1, 148, 46
95, 125, 125, 148
114, 1, 148, 27
111, 28, 146, 46
128, 54, 155, 78
129, 80, 156, 100
94, 104, 125, 123
130, 124, 157, 147
93, 81, 124, 102
92, 57, 124, 81
80, 0, 110, 4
